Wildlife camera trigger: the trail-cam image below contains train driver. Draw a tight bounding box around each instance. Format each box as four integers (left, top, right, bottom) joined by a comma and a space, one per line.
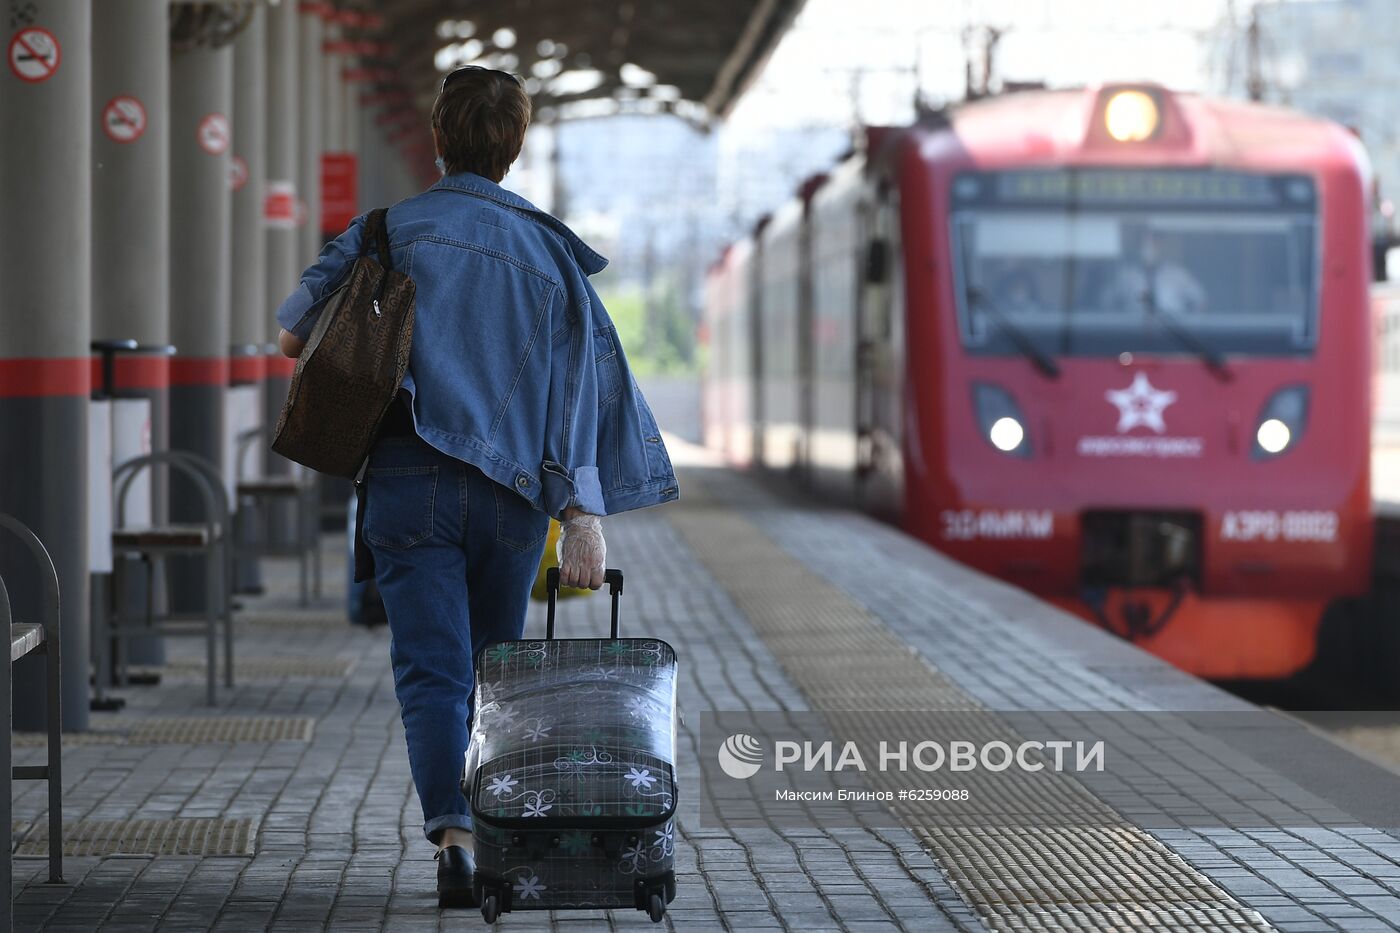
1104, 229, 1207, 314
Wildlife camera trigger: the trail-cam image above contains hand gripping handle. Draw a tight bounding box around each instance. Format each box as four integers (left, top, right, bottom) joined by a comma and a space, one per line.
545, 567, 624, 639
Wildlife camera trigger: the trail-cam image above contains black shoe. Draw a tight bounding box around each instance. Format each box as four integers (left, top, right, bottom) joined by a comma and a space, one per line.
436, 844, 476, 908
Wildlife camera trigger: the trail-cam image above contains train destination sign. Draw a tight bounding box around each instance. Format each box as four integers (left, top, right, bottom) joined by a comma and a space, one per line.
953, 169, 1315, 209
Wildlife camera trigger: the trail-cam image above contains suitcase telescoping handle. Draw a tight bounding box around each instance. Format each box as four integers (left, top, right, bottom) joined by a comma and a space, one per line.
545, 567, 624, 640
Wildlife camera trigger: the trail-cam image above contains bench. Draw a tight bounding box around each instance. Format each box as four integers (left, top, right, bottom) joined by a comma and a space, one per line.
233, 428, 322, 607
103, 451, 233, 706
0, 514, 65, 927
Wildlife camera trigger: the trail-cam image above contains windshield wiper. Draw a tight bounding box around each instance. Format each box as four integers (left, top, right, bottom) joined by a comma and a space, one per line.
966, 286, 1060, 380
1137, 281, 1233, 383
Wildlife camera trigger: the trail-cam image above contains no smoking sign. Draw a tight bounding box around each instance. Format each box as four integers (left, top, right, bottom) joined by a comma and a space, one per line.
197, 112, 230, 156
229, 155, 249, 192
102, 96, 147, 144
8, 27, 60, 83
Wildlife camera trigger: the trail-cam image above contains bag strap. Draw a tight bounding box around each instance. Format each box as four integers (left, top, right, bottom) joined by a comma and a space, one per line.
363, 208, 392, 270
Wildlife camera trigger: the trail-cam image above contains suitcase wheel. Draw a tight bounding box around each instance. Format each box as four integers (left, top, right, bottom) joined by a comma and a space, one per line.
481, 893, 501, 924
647, 892, 665, 923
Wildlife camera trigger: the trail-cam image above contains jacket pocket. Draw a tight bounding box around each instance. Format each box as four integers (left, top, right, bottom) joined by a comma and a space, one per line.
364, 465, 438, 550
595, 330, 622, 407
493, 482, 549, 552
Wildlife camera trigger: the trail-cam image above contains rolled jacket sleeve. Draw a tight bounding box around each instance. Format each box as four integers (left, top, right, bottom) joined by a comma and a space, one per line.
273, 212, 367, 339
540, 462, 605, 518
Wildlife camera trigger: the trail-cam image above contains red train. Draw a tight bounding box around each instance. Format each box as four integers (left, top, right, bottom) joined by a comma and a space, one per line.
703, 84, 1374, 680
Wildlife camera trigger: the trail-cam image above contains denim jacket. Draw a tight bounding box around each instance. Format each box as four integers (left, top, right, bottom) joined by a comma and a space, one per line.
275, 172, 679, 519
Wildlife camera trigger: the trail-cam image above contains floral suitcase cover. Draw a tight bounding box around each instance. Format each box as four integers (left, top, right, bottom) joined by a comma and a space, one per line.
464, 570, 678, 916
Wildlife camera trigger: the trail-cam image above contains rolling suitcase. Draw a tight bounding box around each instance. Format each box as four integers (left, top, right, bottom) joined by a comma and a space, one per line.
463, 568, 679, 924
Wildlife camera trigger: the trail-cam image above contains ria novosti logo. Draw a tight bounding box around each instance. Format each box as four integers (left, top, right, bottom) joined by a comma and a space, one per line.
717, 733, 764, 779
715, 733, 1106, 779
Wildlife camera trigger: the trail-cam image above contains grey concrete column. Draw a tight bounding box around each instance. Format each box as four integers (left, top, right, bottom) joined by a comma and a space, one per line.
315, 11, 357, 528
230, 2, 268, 592
317, 14, 355, 234
0, 0, 91, 731
93, 1, 170, 353
264, 0, 299, 443
361, 93, 410, 210
342, 52, 360, 161
168, 40, 233, 607
399, 151, 421, 200
297, 4, 323, 263
231, 5, 266, 372
368, 116, 399, 207
357, 103, 384, 208
92, 0, 173, 668
321, 17, 344, 156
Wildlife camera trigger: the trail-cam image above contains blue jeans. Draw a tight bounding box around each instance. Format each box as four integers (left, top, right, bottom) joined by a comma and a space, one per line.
363, 434, 550, 842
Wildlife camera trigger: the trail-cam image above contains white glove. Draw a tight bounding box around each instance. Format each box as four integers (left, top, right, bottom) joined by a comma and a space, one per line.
557, 512, 606, 590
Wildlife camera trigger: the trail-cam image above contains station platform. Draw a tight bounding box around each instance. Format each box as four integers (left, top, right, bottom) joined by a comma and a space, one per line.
11, 438, 1400, 932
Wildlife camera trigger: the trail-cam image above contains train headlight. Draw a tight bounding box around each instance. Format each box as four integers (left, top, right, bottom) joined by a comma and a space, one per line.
1256, 419, 1291, 454
989, 417, 1025, 452
1252, 385, 1309, 460
1104, 89, 1159, 142
973, 383, 1031, 458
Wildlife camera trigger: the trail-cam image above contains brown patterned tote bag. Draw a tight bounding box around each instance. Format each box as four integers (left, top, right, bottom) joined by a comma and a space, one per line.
272, 208, 415, 478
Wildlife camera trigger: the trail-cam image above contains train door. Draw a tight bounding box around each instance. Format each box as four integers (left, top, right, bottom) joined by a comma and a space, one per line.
855, 178, 905, 520
748, 239, 765, 467
797, 209, 815, 484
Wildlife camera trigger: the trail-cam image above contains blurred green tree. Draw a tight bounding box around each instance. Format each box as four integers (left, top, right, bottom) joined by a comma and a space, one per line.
595, 274, 697, 376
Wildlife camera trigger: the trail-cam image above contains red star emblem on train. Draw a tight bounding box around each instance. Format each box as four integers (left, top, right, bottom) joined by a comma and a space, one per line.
1105, 373, 1177, 434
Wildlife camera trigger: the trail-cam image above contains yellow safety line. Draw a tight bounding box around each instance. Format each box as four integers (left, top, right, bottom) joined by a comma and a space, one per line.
667, 476, 1274, 932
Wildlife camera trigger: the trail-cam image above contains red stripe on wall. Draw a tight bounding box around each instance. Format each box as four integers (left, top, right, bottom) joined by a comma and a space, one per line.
88, 355, 172, 392
0, 358, 90, 398
169, 357, 231, 387
230, 356, 268, 384
265, 355, 297, 378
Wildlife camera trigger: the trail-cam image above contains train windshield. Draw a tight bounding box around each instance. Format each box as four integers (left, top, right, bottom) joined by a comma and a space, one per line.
949, 169, 1319, 358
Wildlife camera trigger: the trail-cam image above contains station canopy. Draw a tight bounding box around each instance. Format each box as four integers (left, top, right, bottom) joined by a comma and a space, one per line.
377, 0, 807, 124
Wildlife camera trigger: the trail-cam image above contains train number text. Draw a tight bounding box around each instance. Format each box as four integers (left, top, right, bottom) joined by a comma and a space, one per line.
1219, 510, 1338, 543
941, 510, 1054, 541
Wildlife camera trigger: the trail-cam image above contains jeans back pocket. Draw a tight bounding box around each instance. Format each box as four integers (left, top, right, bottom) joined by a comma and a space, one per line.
493, 482, 549, 552
364, 465, 438, 550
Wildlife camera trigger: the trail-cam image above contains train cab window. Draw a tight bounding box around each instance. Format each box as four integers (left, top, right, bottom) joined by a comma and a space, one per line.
949, 168, 1319, 358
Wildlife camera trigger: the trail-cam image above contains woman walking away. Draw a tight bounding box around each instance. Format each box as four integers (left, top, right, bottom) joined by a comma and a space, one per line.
274, 66, 679, 907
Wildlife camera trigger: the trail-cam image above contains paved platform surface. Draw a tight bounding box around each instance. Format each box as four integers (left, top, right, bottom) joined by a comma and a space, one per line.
12, 439, 1400, 931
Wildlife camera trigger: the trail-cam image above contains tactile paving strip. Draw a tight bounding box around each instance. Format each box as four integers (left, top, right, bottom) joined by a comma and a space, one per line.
13, 717, 312, 746
12, 717, 313, 746
136, 656, 357, 679
126, 716, 315, 744
11, 730, 126, 748
667, 478, 1274, 932
14, 818, 255, 857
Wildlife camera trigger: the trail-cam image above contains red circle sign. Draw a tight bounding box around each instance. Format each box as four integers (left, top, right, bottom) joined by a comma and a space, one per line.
8, 27, 60, 83
229, 154, 249, 192
102, 95, 147, 144
197, 112, 230, 155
